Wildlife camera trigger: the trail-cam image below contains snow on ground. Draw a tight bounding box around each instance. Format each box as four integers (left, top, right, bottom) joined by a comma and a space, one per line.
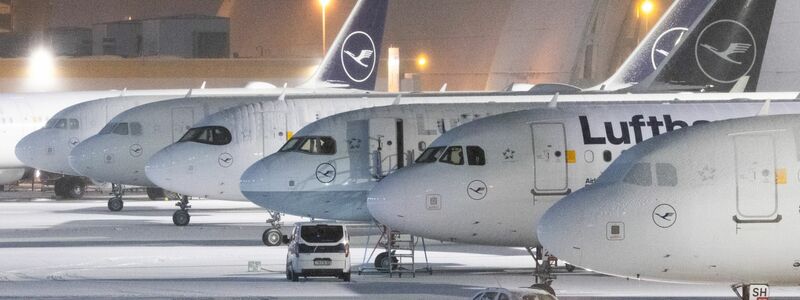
0, 192, 798, 299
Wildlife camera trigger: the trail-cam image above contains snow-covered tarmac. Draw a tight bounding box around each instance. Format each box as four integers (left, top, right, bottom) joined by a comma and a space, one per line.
0, 192, 798, 299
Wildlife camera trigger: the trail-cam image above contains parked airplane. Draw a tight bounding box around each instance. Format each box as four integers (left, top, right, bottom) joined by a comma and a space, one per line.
15, 88, 283, 199
145, 0, 723, 235
365, 0, 784, 246
0, 88, 264, 190
538, 112, 800, 298
67, 0, 389, 212
365, 97, 800, 246
17, 0, 390, 200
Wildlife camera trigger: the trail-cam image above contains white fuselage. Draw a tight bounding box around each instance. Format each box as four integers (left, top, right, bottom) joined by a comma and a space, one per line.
67, 89, 373, 187
15, 87, 284, 176
539, 114, 800, 285
367, 97, 800, 247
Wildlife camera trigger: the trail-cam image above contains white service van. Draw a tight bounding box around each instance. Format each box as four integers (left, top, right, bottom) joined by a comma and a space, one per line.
285, 222, 351, 282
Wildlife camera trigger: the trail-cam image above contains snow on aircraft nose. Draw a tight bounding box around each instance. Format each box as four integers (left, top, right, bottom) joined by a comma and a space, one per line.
17, 130, 82, 176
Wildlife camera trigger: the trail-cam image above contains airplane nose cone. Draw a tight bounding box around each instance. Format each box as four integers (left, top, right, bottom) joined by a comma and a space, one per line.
239, 158, 270, 202
68, 136, 107, 179
17, 130, 82, 176
367, 168, 423, 234
538, 187, 611, 268
145, 145, 180, 192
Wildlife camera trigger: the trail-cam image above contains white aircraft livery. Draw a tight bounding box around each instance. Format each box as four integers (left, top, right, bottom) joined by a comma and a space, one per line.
15, 88, 280, 199
538, 113, 800, 295
143, 0, 742, 232
366, 96, 800, 247
65, 0, 389, 212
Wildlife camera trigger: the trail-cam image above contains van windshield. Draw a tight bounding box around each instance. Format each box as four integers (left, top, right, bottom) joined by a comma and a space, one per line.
300, 225, 344, 243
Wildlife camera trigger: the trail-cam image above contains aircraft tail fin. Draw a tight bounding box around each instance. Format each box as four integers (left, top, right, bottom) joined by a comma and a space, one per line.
594, 0, 714, 91
300, 0, 389, 91
634, 0, 777, 93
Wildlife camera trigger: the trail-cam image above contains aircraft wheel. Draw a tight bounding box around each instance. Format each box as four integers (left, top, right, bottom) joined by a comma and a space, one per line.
108, 197, 124, 211
146, 187, 165, 200
64, 178, 86, 199
565, 263, 576, 272
531, 283, 556, 296
172, 210, 190, 226
54, 178, 66, 198
374, 252, 397, 270
262, 228, 282, 246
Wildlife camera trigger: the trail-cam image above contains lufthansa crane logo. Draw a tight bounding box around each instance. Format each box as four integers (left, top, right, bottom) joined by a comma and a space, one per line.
340, 31, 376, 83
129, 144, 143, 158
467, 180, 487, 200
695, 20, 757, 83
650, 27, 689, 70
218, 152, 233, 168
652, 204, 677, 228
315, 163, 336, 183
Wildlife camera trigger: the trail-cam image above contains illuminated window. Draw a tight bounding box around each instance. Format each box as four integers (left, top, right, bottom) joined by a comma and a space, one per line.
439, 146, 464, 165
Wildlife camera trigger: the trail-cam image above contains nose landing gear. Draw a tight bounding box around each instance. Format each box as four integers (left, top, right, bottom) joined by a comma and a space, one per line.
172, 195, 191, 226
107, 183, 124, 211
262, 210, 283, 246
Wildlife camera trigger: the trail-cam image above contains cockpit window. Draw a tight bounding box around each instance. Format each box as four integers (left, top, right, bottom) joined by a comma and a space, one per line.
466, 146, 486, 166
656, 163, 677, 187
278, 136, 336, 155
439, 146, 464, 165
178, 126, 232, 145
623, 162, 652, 186
99, 122, 116, 135
415, 146, 445, 163
68, 119, 79, 129
280, 137, 303, 152
46, 118, 68, 129
129, 122, 142, 136
112, 123, 129, 135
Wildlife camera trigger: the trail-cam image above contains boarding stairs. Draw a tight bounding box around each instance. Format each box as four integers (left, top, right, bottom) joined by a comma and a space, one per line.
358, 226, 432, 277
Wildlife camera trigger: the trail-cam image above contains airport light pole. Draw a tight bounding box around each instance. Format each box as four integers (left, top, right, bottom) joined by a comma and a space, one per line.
320, 0, 330, 56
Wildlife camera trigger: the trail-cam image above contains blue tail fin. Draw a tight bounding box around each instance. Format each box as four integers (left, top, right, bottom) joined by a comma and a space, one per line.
635, 0, 777, 92
596, 0, 714, 91
302, 0, 389, 91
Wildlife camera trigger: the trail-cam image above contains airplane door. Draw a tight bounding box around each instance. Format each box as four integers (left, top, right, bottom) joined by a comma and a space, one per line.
171, 108, 194, 142
262, 111, 287, 156
734, 134, 778, 221
369, 118, 402, 178
347, 120, 370, 180
531, 123, 569, 195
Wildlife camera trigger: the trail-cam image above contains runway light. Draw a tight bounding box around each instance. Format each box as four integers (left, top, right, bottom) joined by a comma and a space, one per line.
25, 46, 59, 92
641, 0, 654, 15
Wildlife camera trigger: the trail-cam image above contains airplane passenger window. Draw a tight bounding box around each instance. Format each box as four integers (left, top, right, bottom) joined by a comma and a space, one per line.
130, 122, 142, 136
623, 162, 651, 186
603, 150, 612, 162
466, 146, 486, 166
69, 119, 79, 129
415, 146, 445, 163
656, 163, 677, 187
112, 123, 129, 135
439, 146, 464, 165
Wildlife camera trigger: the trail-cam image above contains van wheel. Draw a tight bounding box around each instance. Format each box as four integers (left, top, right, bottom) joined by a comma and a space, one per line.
341, 272, 351, 282
262, 228, 282, 246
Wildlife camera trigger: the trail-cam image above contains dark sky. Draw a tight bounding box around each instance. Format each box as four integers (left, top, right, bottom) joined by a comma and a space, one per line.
49, 0, 223, 28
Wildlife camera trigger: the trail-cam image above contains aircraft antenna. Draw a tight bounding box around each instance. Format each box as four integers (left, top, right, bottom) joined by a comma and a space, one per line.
548, 92, 559, 108
757, 99, 771, 116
